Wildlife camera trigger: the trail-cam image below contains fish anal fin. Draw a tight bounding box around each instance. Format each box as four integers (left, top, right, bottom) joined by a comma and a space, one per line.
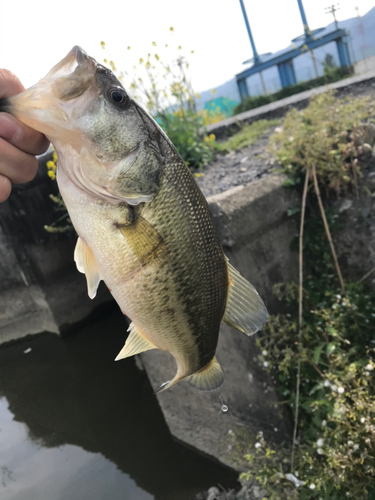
187, 357, 224, 392
223, 261, 269, 336
115, 322, 157, 360
117, 215, 165, 264
74, 236, 101, 299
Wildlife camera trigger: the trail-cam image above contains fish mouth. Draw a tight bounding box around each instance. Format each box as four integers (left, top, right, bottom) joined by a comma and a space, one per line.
0, 46, 98, 139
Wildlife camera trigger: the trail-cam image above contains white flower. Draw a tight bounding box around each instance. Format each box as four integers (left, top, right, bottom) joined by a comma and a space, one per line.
317, 448, 324, 455
262, 350, 268, 356
322, 420, 327, 427
309, 483, 316, 490
361, 417, 366, 423
324, 380, 331, 388
338, 387, 345, 394
289, 135, 294, 142
255, 442, 261, 449
336, 294, 342, 300
348, 440, 354, 447
317, 438, 324, 447
263, 361, 269, 368
285, 473, 305, 488
274, 127, 282, 133
353, 444, 359, 451
366, 364, 373, 371
331, 385, 337, 392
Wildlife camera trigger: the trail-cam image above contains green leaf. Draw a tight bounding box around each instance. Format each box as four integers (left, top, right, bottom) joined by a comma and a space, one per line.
326, 342, 336, 356
313, 343, 325, 364
282, 178, 296, 187
287, 206, 301, 216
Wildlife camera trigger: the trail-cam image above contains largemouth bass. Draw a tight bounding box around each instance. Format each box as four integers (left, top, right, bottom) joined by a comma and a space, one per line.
0, 47, 268, 392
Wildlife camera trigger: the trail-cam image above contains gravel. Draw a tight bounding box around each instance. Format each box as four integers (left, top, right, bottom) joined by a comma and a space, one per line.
196, 129, 278, 198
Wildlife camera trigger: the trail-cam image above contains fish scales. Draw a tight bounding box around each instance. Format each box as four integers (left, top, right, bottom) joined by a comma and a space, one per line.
0, 46, 269, 392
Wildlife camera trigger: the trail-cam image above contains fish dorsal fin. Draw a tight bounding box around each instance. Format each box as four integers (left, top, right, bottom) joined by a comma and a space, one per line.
223, 261, 269, 336
74, 236, 101, 299
115, 322, 157, 360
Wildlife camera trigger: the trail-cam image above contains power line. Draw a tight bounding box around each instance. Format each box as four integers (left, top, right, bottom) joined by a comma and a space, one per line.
324, 4, 340, 30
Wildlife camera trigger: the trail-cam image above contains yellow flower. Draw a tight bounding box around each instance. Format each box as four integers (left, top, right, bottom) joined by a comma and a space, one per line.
139, 58, 144, 64
170, 27, 174, 32
110, 60, 116, 71
47, 170, 56, 181
194, 173, 203, 178
100, 41, 105, 48
211, 89, 216, 94
152, 41, 156, 46
209, 134, 216, 141
127, 46, 131, 50
154, 54, 160, 61
191, 50, 195, 54
178, 45, 182, 50
103, 58, 108, 64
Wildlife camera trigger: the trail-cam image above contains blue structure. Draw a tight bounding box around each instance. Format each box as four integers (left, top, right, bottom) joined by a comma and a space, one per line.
236, 0, 352, 100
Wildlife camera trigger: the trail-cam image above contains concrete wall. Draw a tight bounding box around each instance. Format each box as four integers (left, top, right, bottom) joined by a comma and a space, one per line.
0, 156, 112, 343
354, 56, 375, 76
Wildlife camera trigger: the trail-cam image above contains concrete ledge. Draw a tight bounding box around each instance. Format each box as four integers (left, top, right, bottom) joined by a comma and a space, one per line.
208, 71, 375, 137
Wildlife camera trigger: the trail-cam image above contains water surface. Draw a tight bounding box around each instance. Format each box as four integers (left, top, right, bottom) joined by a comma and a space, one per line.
0, 306, 238, 499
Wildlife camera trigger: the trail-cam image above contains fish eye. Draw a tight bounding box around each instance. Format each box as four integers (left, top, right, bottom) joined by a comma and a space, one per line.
107, 87, 129, 108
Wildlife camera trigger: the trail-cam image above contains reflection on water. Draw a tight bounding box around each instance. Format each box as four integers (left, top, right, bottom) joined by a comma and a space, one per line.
0, 305, 238, 500
0, 398, 152, 500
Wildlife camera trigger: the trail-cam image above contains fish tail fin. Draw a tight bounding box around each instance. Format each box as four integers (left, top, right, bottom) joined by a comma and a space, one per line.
154, 357, 224, 393
187, 357, 224, 391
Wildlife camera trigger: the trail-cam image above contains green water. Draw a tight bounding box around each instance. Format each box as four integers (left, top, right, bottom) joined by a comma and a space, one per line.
0, 306, 238, 500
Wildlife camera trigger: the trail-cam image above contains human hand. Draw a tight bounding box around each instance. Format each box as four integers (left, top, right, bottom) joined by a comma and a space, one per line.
0, 70, 50, 202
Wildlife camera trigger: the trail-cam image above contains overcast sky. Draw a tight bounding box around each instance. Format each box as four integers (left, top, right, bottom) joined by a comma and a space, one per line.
0, 0, 374, 93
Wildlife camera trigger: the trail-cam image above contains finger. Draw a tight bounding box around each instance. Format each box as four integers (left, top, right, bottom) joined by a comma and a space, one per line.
0, 137, 38, 184
0, 69, 25, 98
0, 174, 12, 202
0, 112, 50, 156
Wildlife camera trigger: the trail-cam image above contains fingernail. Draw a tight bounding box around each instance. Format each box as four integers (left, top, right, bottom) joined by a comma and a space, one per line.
0, 113, 22, 142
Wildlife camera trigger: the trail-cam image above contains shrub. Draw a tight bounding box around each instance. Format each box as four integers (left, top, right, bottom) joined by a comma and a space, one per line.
241, 91, 375, 499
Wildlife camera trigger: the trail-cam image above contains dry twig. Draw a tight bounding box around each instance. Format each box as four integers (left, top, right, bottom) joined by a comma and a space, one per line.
291, 168, 310, 470
312, 164, 346, 293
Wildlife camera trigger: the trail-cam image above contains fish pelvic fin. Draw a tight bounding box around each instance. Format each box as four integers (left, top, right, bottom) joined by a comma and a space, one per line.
187, 357, 224, 391
223, 260, 269, 336
115, 322, 157, 361
74, 236, 101, 299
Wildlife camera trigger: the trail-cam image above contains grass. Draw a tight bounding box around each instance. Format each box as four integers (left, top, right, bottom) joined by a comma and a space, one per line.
218, 119, 280, 152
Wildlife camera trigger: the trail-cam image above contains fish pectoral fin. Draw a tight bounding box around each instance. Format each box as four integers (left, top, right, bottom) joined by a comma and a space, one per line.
115, 322, 157, 360
223, 261, 269, 336
74, 236, 101, 299
117, 215, 165, 263
187, 357, 224, 391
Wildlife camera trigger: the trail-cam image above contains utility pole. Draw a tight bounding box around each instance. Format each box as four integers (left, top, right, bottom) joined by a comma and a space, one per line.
325, 4, 340, 30
238, 0, 267, 94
